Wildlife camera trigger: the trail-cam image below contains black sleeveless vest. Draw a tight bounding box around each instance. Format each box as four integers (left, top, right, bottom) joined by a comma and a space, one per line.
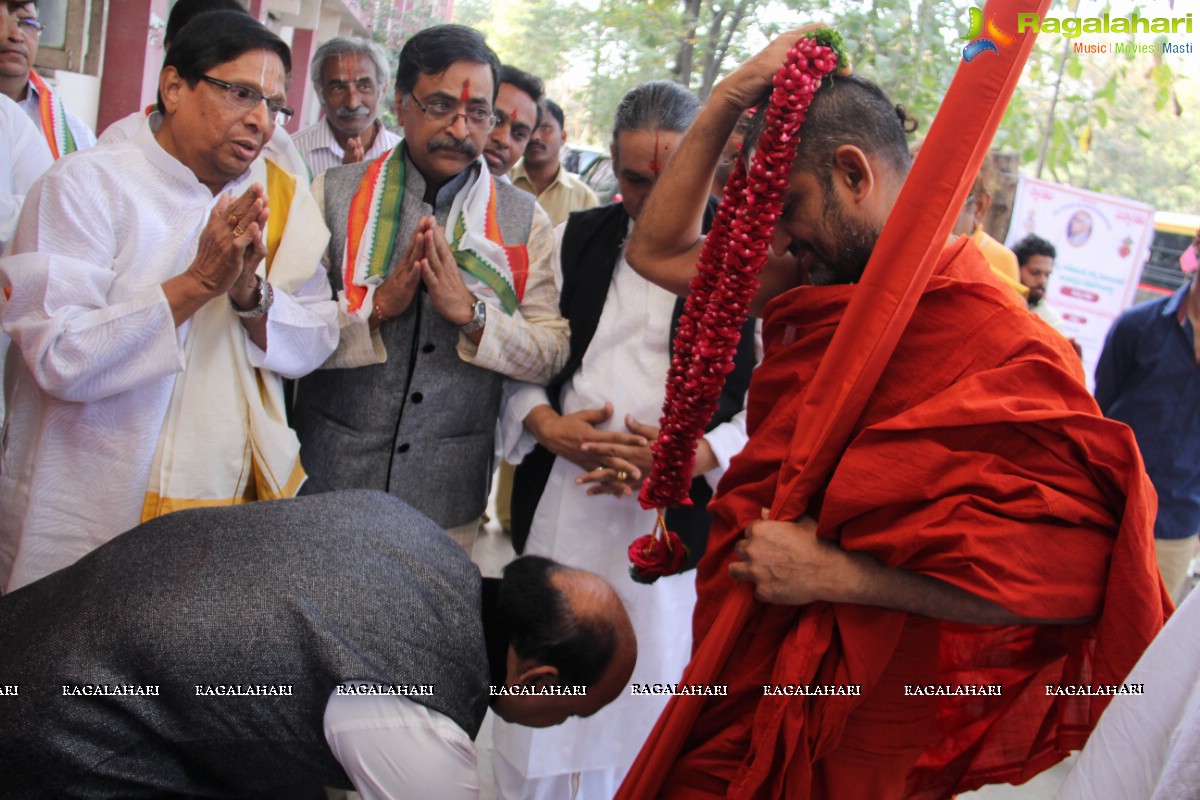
511, 201, 757, 566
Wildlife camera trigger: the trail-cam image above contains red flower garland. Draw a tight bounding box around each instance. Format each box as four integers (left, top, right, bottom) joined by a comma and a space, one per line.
630, 32, 845, 580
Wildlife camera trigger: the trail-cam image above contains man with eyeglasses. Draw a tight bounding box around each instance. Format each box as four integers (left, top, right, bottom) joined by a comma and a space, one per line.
293, 24, 568, 556
0, 12, 338, 592
294, 36, 401, 178
99, 0, 310, 185
0, 0, 96, 158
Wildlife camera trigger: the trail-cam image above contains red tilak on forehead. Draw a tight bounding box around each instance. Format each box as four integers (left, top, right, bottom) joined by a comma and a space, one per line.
649, 132, 664, 178
461, 79, 470, 103
510, 107, 519, 125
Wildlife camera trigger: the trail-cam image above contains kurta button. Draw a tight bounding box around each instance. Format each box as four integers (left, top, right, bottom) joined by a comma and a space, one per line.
422, 343, 435, 353
397, 443, 410, 453
411, 392, 423, 403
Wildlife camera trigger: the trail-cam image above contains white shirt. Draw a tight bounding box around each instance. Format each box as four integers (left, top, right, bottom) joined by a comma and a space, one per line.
98, 109, 311, 186
16, 80, 97, 153
324, 684, 479, 799
293, 118, 401, 178
1055, 587, 1200, 800
0, 94, 52, 251
0, 123, 338, 591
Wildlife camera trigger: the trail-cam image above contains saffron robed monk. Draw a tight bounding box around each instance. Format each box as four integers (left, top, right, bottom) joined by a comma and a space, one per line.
0, 12, 338, 592
612, 22, 1171, 800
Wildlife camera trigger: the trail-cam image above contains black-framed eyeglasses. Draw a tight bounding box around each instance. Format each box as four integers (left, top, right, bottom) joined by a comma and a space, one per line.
200, 75, 293, 125
408, 94, 497, 132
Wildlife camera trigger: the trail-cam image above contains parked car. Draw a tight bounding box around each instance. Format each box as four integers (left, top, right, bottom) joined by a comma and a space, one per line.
561, 144, 607, 176
581, 154, 619, 205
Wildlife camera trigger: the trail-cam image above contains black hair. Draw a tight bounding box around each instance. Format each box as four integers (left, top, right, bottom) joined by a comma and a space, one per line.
396, 24, 501, 102
749, 74, 917, 190
164, 0, 245, 49
158, 11, 291, 115
1012, 233, 1057, 266
497, 556, 617, 688
542, 98, 565, 130
611, 79, 699, 146
499, 65, 545, 126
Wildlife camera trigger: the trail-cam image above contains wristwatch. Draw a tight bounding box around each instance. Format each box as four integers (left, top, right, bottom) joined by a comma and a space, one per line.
460, 298, 487, 333
231, 275, 274, 319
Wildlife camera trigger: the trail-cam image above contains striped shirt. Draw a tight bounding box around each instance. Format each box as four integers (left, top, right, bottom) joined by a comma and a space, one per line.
293, 118, 401, 179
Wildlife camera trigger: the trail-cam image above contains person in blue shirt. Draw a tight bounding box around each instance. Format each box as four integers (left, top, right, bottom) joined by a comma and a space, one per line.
1095, 231, 1200, 605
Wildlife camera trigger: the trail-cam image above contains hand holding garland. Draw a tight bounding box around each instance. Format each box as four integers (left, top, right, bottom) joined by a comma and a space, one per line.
627, 29, 848, 584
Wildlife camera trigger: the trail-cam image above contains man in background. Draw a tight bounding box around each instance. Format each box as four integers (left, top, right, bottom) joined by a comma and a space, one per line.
511, 98, 599, 226
1096, 232, 1200, 606
0, 0, 96, 157
1013, 233, 1067, 335
483, 65, 542, 180
293, 36, 400, 178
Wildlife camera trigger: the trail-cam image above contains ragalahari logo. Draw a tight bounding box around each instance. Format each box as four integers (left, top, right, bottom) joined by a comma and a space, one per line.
961, 6, 1016, 61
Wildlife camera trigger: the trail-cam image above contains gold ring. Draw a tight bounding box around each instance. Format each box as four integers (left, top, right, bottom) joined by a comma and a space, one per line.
227, 214, 239, 227
232, 224, 247, 237
615, 470, 629, 482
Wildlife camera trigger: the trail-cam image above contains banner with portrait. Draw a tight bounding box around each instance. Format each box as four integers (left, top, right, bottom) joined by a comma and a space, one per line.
1005, 175, 1155, 387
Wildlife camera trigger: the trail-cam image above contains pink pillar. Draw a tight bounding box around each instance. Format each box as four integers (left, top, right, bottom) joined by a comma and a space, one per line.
286, 27, 317, 135
247, 0, 269, 23
96, 0, 168, 134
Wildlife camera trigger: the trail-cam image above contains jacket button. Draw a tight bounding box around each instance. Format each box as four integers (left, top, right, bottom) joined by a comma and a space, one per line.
411, 392, 423, 403
397, 443, 410, 453
422, 343, 435, 353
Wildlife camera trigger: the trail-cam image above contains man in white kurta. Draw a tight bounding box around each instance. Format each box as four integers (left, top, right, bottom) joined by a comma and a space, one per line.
0, 15, 338, 592
0, 93, 51, 250
491, 80, 753, 799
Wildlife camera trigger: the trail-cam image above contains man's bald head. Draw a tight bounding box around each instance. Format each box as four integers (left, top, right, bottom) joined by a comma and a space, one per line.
491, 556, 636, 728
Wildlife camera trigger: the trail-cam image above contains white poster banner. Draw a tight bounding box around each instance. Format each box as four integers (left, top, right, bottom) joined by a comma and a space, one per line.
1005, 176, 1155, 386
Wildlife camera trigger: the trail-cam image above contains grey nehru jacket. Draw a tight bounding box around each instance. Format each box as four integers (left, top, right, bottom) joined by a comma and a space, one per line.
0, 491, 489, 799
293, 152, 537, 529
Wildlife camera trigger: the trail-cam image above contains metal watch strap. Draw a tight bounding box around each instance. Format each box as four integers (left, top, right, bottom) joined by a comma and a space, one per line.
460, 298, 487, 333
231, 276, 274, 319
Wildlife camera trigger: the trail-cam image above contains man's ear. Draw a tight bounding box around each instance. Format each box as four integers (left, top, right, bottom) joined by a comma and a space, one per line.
395, 90, 406, 131
510, 663, 560, 689
159, 67, 184, 115
831, 144, 874, 205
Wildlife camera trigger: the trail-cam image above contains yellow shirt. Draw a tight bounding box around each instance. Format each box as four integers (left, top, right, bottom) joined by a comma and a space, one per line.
510, 160, 600, 227
972, 228, 1029, 298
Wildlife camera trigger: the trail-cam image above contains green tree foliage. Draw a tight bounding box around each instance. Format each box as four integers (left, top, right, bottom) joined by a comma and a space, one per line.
444, 0, 1191, 213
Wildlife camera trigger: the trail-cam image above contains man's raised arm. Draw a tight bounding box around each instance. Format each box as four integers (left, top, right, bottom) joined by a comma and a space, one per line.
627, 25, 836, 314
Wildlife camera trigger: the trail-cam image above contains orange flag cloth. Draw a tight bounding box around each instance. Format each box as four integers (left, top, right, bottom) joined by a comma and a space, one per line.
616, 1, 1169, 797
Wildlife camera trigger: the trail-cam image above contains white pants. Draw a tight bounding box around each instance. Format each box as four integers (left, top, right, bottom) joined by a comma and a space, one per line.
492, 748, 621, 800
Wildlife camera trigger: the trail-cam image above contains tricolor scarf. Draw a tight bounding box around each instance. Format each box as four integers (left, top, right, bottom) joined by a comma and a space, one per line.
340, 143, 529, 318
141, 159, 328, 521
28, 70, 77, 160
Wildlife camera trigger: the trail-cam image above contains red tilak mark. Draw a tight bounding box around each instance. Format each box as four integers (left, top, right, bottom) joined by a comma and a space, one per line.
460, 79, 470, 104
510, 107, 518, 125
649, 132, 663, 178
